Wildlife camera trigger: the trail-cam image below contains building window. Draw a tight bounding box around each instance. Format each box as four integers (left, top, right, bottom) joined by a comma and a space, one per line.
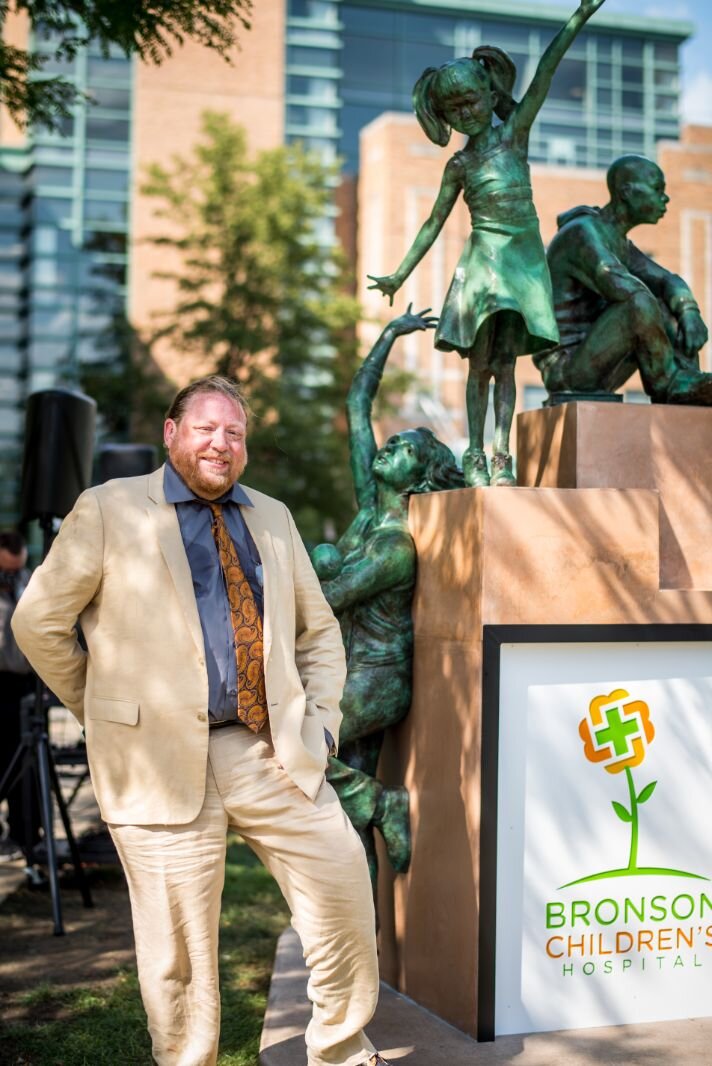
549, 59, 587, 105
85, 116, 131, 142
288, 46, 340, 69
286, 105, 339, 133
622, 90, 644, 112
87, 86, 131, 111
547, 136, 577, 166
87, 57, 131, 82
287, 75, 339, 101
85, 169, 130, 194
83, 199, 128, 224
33, 166, 74, 189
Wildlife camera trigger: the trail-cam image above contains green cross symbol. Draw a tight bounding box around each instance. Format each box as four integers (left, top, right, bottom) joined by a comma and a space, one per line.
593, 705, 639, 757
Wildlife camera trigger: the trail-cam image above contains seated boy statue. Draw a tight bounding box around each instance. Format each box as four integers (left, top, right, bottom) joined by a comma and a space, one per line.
536, 154, 712, 404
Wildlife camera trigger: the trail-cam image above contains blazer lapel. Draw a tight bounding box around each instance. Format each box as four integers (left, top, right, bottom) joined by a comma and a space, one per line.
240, 494, 274, 661
147, 466, 205, 658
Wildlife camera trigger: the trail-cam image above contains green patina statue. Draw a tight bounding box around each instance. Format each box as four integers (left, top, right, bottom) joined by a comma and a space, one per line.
311, 308, 463, 886
536, 154, 712, 404
367, 0, 607, 487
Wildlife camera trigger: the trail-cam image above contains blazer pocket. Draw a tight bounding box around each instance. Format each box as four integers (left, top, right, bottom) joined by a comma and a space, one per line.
89, 697, 139, 725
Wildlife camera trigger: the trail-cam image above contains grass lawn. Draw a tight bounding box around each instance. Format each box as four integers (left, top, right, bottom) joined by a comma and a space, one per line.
0, 837, 289, 1066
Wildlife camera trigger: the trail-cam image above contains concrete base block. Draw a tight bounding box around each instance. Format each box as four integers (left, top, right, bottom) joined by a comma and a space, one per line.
517, 401, 712, 590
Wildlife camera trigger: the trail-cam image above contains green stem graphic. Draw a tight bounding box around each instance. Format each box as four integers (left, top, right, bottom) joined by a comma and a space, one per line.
559, 866, 709, 888
625, 766, 638, 872
559, 761, 708, 888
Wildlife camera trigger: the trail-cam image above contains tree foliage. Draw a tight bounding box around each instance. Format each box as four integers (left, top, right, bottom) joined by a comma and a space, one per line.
0, 0, 251, 128
142, 112, 362, 542
77, 308, 173, 452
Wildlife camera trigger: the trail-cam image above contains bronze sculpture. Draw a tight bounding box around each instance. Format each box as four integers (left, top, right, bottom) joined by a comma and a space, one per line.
536, 154, 712, 404
311, 308, 463, 885
367, 0, 607, 487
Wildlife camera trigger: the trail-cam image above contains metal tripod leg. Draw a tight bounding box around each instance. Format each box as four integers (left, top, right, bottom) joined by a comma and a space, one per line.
18, 686, 93, 934
0, 743, 25, 803
46, 740, 93, 909
33, 721, 64, 936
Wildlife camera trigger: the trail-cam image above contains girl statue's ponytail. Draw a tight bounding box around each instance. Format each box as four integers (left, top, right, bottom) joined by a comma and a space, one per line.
413, 67, 451, 146
472, 45, 518, 121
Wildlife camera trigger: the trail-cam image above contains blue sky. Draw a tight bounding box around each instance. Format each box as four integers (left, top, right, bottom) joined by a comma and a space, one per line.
604, 0, 712, 123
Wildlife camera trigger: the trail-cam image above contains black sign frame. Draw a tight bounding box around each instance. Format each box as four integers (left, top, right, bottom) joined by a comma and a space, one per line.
477, 622, 712, 1042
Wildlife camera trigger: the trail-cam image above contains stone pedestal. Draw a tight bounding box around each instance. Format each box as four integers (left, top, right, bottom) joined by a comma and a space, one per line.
376, 403, 712, 1038
517, 401, 712, 590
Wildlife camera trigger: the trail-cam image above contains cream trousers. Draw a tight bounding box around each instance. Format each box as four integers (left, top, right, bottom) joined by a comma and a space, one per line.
109, 726, 378, 1066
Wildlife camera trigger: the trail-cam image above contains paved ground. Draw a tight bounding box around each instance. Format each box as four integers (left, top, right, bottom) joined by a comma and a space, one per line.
259, 928, 712, 1066
6, 711, 712, 1064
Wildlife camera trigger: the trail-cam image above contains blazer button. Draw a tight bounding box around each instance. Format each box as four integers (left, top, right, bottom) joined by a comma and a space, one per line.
197, 713, 207, 722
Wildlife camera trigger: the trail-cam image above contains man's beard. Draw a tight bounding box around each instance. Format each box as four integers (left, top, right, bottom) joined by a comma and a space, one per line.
169, 443, 246, 499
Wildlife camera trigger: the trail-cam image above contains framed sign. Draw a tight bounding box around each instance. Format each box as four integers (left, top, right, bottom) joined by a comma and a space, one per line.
478, 624, 712, 1041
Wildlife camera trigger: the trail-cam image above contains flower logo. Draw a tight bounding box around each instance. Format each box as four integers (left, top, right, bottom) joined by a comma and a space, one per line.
579, 688, 655, 774
559, 689, 707, 888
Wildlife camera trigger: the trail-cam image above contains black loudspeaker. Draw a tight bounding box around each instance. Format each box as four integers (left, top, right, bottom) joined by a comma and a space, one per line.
20, 388, 97, 522
96, 443, 158, 483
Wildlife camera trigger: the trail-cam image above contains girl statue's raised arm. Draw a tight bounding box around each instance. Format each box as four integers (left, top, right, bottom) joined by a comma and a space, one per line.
513, 0, 607, 135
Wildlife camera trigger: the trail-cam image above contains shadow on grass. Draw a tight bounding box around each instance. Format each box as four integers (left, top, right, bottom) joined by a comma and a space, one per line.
0, 837, 290, 1066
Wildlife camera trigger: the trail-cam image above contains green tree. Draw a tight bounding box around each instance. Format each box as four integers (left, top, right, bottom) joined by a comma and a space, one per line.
0, 0, 251, 129
142, 112, 362, 542
77, 308, 173, 452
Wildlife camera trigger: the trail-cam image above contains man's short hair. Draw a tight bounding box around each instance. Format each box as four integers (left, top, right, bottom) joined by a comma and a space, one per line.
0, 530, 26, 556
165, 376, 249, 425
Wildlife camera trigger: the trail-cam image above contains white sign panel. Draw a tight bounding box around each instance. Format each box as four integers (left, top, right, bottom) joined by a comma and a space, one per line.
495, 641, 712, 1036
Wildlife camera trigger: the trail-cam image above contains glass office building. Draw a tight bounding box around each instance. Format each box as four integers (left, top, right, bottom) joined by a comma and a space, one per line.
0, 1, 693, 522
285, 0, 690, 173
24, 30, 133, 394
0, 162, 31, 525
0, 29, 132, 523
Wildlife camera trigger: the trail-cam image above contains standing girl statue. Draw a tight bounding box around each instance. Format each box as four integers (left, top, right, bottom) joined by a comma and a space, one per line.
368, 0, 607, 487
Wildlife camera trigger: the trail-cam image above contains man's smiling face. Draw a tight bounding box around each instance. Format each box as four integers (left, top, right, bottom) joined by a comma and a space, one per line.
164, 391, 248, 500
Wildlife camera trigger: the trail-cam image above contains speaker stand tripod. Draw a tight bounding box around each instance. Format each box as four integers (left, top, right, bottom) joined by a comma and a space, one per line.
0, 684, 93, 934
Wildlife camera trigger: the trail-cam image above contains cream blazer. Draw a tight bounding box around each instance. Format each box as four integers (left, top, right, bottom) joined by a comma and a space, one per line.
12, 467, 346, 825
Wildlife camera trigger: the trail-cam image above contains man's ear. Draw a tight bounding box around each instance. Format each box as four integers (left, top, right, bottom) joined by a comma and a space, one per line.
164, 418, 176, 449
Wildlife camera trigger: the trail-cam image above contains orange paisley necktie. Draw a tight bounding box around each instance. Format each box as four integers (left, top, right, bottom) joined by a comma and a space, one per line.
209, 503, 268, 733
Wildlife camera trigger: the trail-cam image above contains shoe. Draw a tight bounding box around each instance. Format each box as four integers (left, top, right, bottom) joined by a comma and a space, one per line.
664, 366, 712, 405
462, 447, 489, 488
23, 865, 49, 889
374, 787, 411, 874
490, 452, 516, 486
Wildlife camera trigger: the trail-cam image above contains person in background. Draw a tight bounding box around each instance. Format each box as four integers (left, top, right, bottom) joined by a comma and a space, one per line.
0, 530, 41, 868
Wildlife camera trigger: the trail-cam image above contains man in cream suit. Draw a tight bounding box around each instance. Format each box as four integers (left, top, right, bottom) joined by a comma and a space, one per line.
12, 376, 389, 1066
